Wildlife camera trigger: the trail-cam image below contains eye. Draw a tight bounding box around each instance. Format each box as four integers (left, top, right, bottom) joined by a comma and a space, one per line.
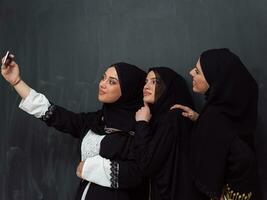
195, 68, 200, 74
151, 78, 161, 85
155, 78, 161, 85
108, 79, 117, 85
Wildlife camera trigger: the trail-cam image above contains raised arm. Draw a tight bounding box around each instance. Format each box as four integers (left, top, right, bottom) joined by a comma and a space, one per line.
1, 54, 98, 138
1, 54, 30, 98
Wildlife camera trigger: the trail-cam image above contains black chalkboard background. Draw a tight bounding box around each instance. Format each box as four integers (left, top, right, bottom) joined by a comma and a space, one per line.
0, 0, 266, 199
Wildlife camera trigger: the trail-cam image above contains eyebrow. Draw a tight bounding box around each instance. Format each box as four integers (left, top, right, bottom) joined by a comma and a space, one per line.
147, 77, 157, 80
103, 73, 119, 81
109, 77, 119, 81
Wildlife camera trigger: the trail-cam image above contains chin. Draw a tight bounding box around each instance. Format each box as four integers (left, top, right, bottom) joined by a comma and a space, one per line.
143, 97, 154, 104
98, 95, 105, 103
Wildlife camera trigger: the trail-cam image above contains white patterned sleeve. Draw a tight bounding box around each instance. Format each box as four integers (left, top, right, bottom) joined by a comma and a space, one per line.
82, 155, 114, 188
19, 89, 51, 118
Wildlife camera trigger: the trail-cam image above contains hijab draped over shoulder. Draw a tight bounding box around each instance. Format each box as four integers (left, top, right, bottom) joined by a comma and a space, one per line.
191, 49, 258, 199
139, 67, 195, 200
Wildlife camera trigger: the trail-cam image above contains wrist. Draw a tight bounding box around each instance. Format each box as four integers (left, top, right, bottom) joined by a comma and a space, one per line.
11, 77, 21, 87
192, 112, 199, 121
136, 118, 150, 122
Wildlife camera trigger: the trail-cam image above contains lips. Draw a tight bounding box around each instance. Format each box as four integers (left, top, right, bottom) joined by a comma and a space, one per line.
143, 91, 151, 96
99, 89, 106, 95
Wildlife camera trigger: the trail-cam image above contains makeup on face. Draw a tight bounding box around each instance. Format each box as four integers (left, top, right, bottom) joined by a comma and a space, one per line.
98, 67, 122, 103
190, 60, 209, 94
143, 71, 158, 104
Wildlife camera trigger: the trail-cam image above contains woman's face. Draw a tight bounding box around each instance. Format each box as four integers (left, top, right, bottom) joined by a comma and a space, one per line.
98, 66, 122, 103
143, 71, 157, 104
190, 59, 210, 94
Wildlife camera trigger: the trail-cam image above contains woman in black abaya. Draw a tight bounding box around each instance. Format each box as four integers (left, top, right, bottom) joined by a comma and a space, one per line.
1, 57, 148, 200
172, 48, 259, 200
95, 67, 196, 200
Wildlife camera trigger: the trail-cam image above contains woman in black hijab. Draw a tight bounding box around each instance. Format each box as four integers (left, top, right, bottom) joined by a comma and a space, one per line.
172, 48, 259, 200
96, 67, 195, 200
1, 57, 147, 200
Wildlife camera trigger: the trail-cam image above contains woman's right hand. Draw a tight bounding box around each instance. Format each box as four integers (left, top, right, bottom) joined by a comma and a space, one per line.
135, 102, 152, 122
1, 54, 21, 86
170, 104, 199, 121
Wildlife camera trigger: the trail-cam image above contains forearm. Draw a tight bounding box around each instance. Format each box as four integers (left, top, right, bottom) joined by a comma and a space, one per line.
13, 79, 31, 99
81, 156, 143, 189
19, 88, 94, 138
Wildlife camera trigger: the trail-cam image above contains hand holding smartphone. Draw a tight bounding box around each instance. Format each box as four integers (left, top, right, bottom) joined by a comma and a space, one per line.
2, 51, 15, 68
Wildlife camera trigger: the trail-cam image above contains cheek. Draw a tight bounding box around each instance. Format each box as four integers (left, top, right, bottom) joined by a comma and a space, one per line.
110, 86, 121, 100
194, 78, 208, 92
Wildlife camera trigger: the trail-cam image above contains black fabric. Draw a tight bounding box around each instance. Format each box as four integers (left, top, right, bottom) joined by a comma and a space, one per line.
191, 48, 259, 199
200, 49, 258, 147
101, 67, 195, 200
148, 67, 194, 119
41, 62, 148, 200
140, 67, 195, 200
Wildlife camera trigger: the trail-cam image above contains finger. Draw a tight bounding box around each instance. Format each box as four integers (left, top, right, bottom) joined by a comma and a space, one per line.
9, 54, 15, 59
170, 104, 180, 110
9, 60, 17, 67
1, 63, 9, 70
182, 112, 190, 118
171, 104, 188, 110
136, 108, 142, 113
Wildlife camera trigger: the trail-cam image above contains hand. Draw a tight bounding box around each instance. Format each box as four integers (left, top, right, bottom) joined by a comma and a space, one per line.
170, 104, 199, 121
76, 161, 85, 179
135, 102, 152, 122
1, 54, 21, 86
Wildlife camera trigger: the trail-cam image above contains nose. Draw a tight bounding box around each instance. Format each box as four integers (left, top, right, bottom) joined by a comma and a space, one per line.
99, 80, 106, 89
143, 81, 150, 90
189, 68, 195, 77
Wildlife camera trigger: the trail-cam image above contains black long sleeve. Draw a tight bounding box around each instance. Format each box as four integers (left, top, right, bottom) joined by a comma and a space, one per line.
101, 109, 192, 189
41, 104, 100, 139
132, 110, 183, 176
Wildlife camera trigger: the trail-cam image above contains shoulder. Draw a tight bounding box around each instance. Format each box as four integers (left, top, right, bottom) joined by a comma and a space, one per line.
159, 109, 192, 129
201, 106, 230, 123
165, 109, 189, 123
198, 106, 233, 133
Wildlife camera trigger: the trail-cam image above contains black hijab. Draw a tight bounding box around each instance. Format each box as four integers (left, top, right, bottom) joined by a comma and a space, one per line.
91, 62, 146, 135
200, 49, 258, 146
191, 49, 258, 199
149, 67, 194, 121
138, 67, 195, 200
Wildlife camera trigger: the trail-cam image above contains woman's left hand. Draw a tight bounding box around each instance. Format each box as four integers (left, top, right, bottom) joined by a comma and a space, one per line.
76, 161, 85, 179
135, 102, 151, 122
170, 104, 199, 121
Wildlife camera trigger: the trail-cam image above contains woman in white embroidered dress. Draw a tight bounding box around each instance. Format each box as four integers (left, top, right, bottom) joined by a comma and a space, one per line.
1, 53, 148, 200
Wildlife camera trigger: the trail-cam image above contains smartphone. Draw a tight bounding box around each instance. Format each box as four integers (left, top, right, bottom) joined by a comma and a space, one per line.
2, 51, 15, 68
2, 51, 10, 65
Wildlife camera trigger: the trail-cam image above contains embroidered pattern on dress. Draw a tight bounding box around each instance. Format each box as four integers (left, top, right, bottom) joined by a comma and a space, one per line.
222, 184, 252, 200
41, 104, 56, 121
210, 184, 253, 200
81, 130, 105, 161
110, 161, 119, 188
